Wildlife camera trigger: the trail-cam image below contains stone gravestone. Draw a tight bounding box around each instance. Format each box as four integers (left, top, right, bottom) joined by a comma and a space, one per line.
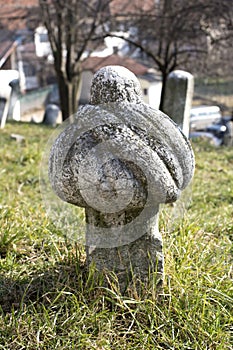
43, 104, 60, 127
0, 71, 21, 128
8, 79, 21, 122
163, 70, 194, 138
49, 66, 195, 293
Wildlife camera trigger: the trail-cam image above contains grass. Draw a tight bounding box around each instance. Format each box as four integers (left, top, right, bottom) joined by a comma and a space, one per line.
0, 121, 233, 349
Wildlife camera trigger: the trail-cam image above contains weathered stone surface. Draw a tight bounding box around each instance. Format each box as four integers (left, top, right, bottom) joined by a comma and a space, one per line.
49, 65, 195, 293
163, 70, 194, 137
90, 66, 142, 104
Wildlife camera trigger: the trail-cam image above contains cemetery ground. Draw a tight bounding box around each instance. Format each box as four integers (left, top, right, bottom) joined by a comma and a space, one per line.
0, 121, 232, 350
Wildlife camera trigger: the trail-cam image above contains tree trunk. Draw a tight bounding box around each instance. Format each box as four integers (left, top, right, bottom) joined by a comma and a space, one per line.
159, 71, 168, 112
57, 74, 81, 121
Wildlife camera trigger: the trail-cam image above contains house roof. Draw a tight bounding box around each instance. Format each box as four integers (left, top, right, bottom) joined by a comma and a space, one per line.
110, 0, 154, 15
0, 40, 18, 68
0, 0, 39, 31
82, 54, 149, 76
0, 40, 14, 57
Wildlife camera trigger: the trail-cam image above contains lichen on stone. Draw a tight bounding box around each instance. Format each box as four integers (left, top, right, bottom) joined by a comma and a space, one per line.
90, 65, 143, 105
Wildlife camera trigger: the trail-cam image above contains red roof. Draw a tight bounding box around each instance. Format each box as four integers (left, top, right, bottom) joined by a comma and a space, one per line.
0, 0, 39, 31
0, 41, 14, 58
110, 0, 154, 15
0, 0, 38, 7
82, 54, 149, 76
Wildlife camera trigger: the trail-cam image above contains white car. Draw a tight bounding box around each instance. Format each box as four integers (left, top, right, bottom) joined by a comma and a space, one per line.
190, 105, 222, 132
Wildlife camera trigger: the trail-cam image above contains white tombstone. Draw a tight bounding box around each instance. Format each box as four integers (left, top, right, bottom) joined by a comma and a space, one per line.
0, 70, 21, 128
163, 70, 194, 138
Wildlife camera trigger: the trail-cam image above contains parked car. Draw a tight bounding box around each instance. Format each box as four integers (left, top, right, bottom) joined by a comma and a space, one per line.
189, 113, 233, 147
190, 105, 222, 132
206, 115, 233, 146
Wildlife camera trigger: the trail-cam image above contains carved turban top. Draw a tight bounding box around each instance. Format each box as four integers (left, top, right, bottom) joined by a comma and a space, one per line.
49, 66, 194, 219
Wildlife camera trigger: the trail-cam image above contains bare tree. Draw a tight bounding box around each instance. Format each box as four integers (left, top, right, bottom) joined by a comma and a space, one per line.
110, 0, 233, 111
197, 0, 233, 78
39, 0, 110, 120
39, 0, 233, 117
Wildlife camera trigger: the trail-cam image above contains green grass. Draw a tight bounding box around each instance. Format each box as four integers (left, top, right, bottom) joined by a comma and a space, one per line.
0, 122, 232, 349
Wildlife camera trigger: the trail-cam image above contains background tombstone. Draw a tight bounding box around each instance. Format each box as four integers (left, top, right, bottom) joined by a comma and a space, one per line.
8, 79, 21, 122
49, 65, 195, 294
43, 103, 60, 126
163, 70, 194, 138
0, 70, 21, 129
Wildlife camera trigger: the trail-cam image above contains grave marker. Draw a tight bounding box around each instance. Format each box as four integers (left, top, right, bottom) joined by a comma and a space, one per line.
163, 70, 194, 137
48, 66, 195, 293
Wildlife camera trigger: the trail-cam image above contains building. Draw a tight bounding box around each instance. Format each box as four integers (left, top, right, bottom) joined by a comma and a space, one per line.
0, 0, 162, 126
81, 54, 162, 107
0, 0, 47, 91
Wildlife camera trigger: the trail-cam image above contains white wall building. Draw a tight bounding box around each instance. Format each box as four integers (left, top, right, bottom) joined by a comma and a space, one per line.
34, 26, 52, 59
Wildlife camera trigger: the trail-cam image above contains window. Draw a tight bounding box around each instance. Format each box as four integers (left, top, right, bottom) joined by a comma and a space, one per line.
143, 88, 148, 96
40, 33, 48, 43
